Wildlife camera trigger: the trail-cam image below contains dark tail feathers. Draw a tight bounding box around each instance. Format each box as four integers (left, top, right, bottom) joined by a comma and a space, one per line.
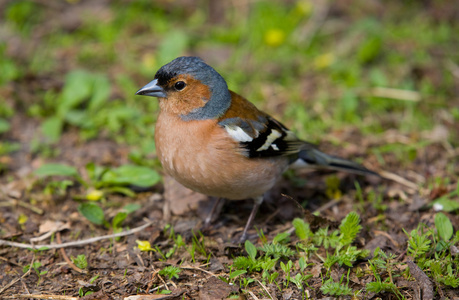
296, 148, 379, 177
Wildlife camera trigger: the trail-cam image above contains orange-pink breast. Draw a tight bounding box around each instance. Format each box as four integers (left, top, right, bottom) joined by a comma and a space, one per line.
154, 112, 288, 200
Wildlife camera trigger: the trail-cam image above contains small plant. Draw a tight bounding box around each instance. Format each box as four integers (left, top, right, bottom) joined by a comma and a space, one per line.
163, 225, 185, 259
159, 266, 181, 280
404, 227, 432, 261
313, 227, 340, 249
219, 267, 247, 285
187, 230, 209, 263
262, 270, 279, 284
431, 180, 459, 212
366, 280, 401, 298
23, 261, 48, 286
280, 260, 293, 288
71, 254, 88, 269
34, 162, 161, 199
320, 277, 353, 297
78, 287, 94, 297
366, 248, 403, 299
33, 162, 154, 229
77, 202, 140, 233
291, 272, 312, 290
272, 231, 291, 244
240, 276, 255, 290
259, 243, 295, 258
402, 213, 459, 289
233, 240, 278, 272
292, 218, 312, 241
338, 211, 362, 248
313, 212, 369, 271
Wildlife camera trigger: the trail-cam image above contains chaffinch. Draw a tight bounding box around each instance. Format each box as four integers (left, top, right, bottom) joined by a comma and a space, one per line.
136, 56, 378, 241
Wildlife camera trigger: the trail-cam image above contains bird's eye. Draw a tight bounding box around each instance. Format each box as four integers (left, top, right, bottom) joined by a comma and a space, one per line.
174, 81, 186, 91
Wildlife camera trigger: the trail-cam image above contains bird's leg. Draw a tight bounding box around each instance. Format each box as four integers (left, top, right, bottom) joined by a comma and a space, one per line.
239, 196, 264, 243
203, 197, 223, 230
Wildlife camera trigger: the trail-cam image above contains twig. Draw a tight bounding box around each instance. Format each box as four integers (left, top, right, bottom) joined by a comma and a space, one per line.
157, 273, 169, 290
0, 221, 154, 250
56, 232, 86, 274
256, 279, 273, 300
407, 260, 433, 300
446, 59, 459, 79
374, 230, 400, 248
314, 197, 341, 213
0, 199, 44, 215
148, 283, 167, 292
124, 289, 183, 299
2, 295, 78, 300
248, 291, 260, 300
261, 207, 281, 226
0, 255, 35, 295
379, 170, 418, 190
20, 278, 30, 295
370, 87, 421, 102
181, 265, 218, 278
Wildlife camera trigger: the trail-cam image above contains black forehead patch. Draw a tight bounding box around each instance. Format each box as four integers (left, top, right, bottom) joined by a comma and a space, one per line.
155, 70, 176, 87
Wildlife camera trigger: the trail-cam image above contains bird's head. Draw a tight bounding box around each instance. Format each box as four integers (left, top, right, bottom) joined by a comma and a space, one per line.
136, 56, 231, 120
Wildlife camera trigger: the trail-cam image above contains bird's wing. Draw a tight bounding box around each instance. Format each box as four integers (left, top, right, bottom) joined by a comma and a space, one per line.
218, 91, 379, 177
217, 91, 309, 158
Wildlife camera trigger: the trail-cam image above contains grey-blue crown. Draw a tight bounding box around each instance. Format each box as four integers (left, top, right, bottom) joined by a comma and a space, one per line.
155, 56, 231, 121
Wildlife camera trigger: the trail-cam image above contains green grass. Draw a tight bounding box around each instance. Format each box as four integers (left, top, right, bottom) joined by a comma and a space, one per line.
151, 211, 458, 298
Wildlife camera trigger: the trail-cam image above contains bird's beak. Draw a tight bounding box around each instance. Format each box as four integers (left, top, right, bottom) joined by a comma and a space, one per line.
135, 79, 166, 98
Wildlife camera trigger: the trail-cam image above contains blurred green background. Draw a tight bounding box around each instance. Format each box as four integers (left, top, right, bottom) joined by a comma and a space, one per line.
1, 0, 458, 169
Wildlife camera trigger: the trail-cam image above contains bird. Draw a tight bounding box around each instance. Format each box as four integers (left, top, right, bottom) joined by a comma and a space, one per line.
136, 56, 378, 242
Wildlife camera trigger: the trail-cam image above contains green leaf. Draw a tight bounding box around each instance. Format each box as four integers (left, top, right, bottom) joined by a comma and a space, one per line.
58, 70, 93, 116
432, 197, 459, 212
112, 212, 127, 229
104, 186, 136, 197
229, 269, 247, 280
245, 240, 257, 261
71, 254, 88, 269
320, 278, 353, 296
435, 213, 453, 241
78, 203, 105, 225
88, 74, 111, 111
40, 116, 63, 142
34, 163, 79, 177
160, 290, 172, 295
299, 257, 307, 272
357, 36, 382, 63
292, 218, 310, 240
101, 165, 161, 187
0, 118, 11, 133
259, 243, 295, 258
65, 110, 89, 127
86, 162, 108, 183
273, 231, 290, 244
339, 211, 361, 246
122, 203, 141, 214
158, 266, 181, 280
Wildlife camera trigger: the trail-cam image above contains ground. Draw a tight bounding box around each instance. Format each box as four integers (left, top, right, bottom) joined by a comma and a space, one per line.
0, 0, 458, 299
